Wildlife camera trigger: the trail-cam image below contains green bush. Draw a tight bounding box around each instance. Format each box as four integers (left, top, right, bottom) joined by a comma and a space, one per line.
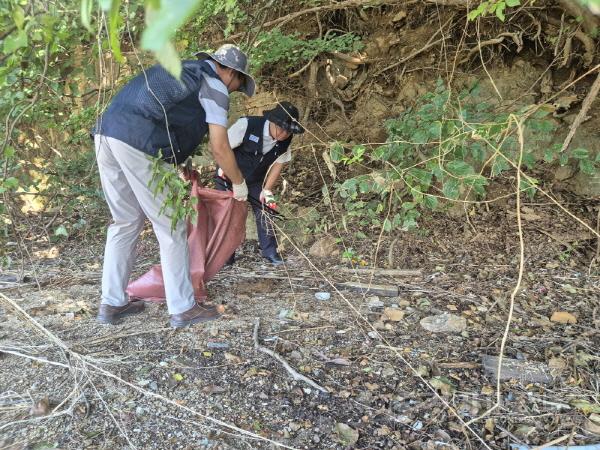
251, 28, 362, 71
332, 79, 599, 232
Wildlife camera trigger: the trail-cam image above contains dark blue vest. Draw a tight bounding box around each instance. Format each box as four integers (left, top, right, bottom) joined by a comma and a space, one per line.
94, 60, 221, 164
234, 116, 292, 185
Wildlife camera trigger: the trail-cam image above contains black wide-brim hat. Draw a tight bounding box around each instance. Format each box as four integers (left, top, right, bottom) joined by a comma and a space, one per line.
263, 101, 304, 134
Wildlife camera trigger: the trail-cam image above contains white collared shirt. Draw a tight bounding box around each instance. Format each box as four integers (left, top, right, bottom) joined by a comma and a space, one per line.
227, 117, 292, 164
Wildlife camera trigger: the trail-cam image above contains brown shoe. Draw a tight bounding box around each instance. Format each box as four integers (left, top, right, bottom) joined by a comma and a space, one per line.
97, 300, 145, 325
170, 303, 220, 328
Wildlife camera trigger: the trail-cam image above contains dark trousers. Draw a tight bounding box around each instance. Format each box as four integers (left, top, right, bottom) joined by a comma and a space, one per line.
215, 178, 278, 259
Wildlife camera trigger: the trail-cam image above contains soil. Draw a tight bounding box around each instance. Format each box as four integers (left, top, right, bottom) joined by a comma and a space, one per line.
1, 192, 599, 449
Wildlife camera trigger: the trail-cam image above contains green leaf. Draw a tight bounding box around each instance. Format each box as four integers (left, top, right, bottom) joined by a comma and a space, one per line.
330, 142, 345, 163
543, 148, 555, 163
108, 0, 123, 63
495, 2, 506, 21
470, 142, 486, 162
408, 168, 432, 187
579, 159, 595, 175
2, 177, 19, 193
446, 160, 474, 177
522, 152, 536, 170
142, 0, 202, 52
411, 129, 428, 144
154, 41, 182, 79
3, 30, 28, 54
81, 0, 94, 32
13, 6, 25, 30
173, 373, 184, 382
98, 0, 112, 11
4, 146, 16, 159
424, 195, 438, 209
467, 9, 480, 21
491, 156, 509, 176
519, 177, 538, 199
531, 107, 550, 119
383, 218, 392, 232
358, 179, 370, 194
352, 145, 366, 158
54, 225, 69, 237
505, 0, 520, 6
571, 148, 589, 159
559, 153, 569, 166
442, 179, 460, 200
570, 399, 600, 414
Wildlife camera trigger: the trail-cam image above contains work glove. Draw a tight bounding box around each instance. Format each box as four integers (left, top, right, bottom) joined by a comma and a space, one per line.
260, 189, 277, 209
232, 180, 248, 202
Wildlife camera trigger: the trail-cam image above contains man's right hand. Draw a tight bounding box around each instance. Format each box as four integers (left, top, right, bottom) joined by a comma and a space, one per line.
232, 180, 248, 202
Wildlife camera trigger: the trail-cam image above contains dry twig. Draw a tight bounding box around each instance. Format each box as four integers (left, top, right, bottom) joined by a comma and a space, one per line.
560, 68, 600, 153
252, 318, 328, 393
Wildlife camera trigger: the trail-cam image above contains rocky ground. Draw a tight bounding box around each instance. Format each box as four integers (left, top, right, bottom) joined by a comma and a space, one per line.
0, 193, 599, 450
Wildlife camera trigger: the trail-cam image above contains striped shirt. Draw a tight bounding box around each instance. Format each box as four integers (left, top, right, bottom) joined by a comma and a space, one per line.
198, 60, 229, 127
227, 117, 292, 164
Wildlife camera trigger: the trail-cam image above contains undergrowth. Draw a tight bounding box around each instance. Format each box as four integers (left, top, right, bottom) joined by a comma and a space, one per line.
330, 79, 600, 233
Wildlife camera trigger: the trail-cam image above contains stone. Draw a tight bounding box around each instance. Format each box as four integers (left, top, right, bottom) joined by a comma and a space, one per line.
550, 311, 577, 324
420, 313, 466, 333
335, 423, 359, 446
383, 307, 404, 322
309, 236, 339, 258
381, 367, 395, 377
585, 414, 600, 435
367, 296, 384, 308
335, 281, 399, 297
482, 355, 555, 384
554, 165, 575, 181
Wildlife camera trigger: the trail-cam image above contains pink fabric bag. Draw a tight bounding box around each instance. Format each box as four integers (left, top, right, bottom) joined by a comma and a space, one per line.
127, 176, 247, 302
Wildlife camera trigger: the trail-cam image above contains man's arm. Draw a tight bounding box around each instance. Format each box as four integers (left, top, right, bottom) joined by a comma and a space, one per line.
208, 124, 244, 185
264, 162, 285, 191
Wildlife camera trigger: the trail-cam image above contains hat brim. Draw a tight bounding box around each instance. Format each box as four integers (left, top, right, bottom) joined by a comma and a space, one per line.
265, 112, 304, 134
195, 51, 256, 97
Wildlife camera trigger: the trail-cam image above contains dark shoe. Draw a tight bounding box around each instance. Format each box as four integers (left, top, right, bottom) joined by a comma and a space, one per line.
263, 253, 284, 266
170, 303, 221, 328
97, 300, 145, 325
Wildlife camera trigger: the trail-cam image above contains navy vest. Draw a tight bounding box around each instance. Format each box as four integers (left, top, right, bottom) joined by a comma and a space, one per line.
94, 60, 221, 164
233, 116, 292, 185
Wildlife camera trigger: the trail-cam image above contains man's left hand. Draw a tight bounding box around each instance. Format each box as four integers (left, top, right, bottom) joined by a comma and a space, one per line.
260, 189, 277, 208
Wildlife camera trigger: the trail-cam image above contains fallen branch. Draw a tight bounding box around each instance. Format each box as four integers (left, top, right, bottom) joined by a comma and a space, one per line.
460, 32, 523, 64
560, 68, 600, 153
334, 281, 399, 297
253, 318, 328, 394
338, 267, 422, 277
437, 361, 481, 369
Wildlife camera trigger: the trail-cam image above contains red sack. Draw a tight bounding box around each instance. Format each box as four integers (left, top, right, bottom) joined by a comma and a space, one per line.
126, 176, 247, 302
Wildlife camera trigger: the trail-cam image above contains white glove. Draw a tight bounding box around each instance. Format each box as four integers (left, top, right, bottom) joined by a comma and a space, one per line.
259, 189, 275, 204
232, 180, 248, 202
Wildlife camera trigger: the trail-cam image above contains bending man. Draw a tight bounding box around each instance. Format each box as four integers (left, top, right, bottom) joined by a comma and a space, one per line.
93, 45, 254, 327
216, 101, 304, 265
